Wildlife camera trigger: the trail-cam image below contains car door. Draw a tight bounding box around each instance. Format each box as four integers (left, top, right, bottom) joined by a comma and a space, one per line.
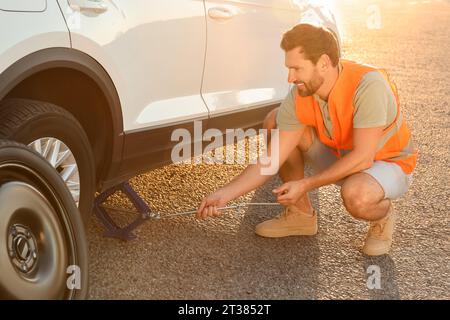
57, 0, 208, 131
201, 0, 301, 117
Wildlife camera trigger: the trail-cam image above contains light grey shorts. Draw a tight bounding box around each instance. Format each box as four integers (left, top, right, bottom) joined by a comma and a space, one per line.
303, 130, 413, 200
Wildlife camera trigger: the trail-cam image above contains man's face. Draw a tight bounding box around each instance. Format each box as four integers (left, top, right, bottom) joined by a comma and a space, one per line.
285, 48, 324, 97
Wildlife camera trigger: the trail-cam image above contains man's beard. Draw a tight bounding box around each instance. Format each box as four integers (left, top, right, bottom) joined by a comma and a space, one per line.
296, 73, 324, 97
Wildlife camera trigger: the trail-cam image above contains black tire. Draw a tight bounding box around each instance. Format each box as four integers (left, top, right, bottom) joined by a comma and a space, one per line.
0, 99, 95, 226
0, 140, 89, 299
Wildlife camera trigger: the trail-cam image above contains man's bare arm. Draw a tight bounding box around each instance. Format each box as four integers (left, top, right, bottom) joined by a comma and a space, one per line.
306, 127, 384, 190
196, 127, 306, 218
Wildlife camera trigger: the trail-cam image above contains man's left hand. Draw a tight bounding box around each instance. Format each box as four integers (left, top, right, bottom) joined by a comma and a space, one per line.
273, 179, 311, 207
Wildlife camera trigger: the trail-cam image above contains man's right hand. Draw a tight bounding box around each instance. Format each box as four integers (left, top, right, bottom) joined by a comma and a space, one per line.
196, 190, 230, 219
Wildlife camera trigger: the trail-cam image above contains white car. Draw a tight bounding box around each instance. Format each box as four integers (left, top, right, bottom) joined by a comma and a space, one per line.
0, 0, 340, 299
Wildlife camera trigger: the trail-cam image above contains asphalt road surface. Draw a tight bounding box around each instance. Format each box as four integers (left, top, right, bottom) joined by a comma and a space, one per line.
87, 0, 450, 299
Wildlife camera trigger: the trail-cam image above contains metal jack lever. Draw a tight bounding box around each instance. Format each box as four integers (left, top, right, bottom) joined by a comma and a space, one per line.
94, 181, 282, 241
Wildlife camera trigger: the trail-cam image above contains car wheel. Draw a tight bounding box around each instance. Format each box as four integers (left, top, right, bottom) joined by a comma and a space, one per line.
0, 140, 88, 299
0, 99, 95, 226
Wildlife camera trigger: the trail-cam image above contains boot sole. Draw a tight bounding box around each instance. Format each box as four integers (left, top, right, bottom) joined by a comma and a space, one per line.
362, 243, 392, 256
255, 226, 318, 238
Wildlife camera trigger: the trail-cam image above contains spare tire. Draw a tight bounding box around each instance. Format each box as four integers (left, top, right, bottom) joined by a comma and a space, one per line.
0, 140, 89, 299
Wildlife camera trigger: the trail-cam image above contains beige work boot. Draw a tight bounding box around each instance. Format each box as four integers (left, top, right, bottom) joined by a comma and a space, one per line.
362, 204, 396, 256
255, 205, 317, 238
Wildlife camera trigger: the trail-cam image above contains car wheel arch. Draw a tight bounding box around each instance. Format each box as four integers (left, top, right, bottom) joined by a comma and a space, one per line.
0, 47, 124, 185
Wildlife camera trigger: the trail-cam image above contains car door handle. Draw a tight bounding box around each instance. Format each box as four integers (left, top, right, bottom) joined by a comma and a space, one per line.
68, 0, 108, 14
208, 7, 234, 21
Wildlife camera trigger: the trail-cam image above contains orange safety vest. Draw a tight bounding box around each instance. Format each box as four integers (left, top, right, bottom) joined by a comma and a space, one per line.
295, 59, 417, 174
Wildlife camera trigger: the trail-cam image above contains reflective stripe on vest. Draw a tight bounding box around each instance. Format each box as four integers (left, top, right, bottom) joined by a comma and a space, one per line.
295, 59, 417, 174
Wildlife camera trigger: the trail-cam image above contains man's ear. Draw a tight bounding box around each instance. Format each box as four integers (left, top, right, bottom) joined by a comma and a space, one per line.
318, 54, 331, 71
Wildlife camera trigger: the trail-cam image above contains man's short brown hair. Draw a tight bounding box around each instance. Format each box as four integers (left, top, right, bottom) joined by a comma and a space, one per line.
281, 24, 340, 67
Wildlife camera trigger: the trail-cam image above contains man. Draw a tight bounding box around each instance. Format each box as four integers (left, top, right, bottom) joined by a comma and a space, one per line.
196, 24, 417, 256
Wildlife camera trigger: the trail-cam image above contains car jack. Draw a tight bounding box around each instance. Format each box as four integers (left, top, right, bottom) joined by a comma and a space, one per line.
94, 182, 160, 241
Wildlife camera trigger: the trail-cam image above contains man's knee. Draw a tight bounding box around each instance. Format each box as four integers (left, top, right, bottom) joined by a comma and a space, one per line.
341, 174, 383, 220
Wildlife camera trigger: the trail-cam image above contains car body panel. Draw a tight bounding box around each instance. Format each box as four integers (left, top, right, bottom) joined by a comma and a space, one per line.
0, 1, 70, 75
57, 0, 209, 132
201, 0, 299, 117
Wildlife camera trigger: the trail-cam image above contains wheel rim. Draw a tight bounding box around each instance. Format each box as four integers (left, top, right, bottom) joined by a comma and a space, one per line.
0, 162, 79, 299
28, 138, 80, 207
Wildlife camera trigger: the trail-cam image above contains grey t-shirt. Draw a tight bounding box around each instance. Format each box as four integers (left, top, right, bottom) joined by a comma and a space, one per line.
276, 71, 398, 137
